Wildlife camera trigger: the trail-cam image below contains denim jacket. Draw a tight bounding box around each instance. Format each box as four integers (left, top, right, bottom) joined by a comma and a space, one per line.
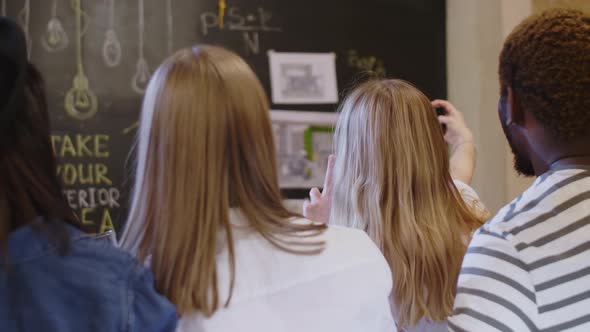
0, 221, 177, 332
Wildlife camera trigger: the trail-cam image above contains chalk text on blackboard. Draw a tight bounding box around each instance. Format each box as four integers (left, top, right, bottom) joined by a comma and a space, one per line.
52, 133, 119, 234
201, 7, 281, 55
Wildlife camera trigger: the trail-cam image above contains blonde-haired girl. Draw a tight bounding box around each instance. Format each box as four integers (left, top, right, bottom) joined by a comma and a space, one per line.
305, 79, 489, 332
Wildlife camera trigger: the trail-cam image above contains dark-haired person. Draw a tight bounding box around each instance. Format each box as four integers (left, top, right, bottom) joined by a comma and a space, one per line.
0, 18, 176, 332
449, 9, 590, 332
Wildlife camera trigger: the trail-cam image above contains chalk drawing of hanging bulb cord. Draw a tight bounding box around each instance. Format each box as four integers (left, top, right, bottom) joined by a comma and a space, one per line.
17, 0, 32, 59
65, 0, 98, 120
102, 0, 121, 67
41, 0, 69, 52
132, 0, 150, 94
166, 0, 173, 54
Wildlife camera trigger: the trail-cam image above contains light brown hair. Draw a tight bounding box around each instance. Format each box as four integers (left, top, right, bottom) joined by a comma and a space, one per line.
120, 45, 325, 316
331, 79, 487, 327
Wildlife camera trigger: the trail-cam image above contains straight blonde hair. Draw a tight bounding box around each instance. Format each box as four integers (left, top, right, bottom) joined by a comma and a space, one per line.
120, 45, 325, 316
331, 79, 487, 327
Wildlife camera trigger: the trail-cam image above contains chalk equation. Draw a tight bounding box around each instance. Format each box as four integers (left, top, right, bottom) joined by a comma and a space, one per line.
201, 6, 282, 55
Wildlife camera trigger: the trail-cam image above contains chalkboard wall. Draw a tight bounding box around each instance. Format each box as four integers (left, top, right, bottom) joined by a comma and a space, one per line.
3, 0, 446, 234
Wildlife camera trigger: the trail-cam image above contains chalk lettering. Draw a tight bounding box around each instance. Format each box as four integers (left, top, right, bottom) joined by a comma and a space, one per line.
51, 135, 60, 155
57, 163, 113, 186
78, 189, 90, 208
51, 134, 111, 158
201, 7, 281, 37
243, 32, 259, 55
201, 12, 217, 36
65, 189, 77, 208
62, 188, 120, 210
77, 164, 94, 185
95, 135, 109, 158
227, 7, 245, 28
96, 163, 112, 186
76, 134, 92, 156
109, 188, 120, 208
81, 207, 95, 225
88, 187, 96, 208
78, 208, 115, 233
61, 164, 77, 185
99, 209, 115, 234
98, 188, 110, 207
60, 135, 77, 157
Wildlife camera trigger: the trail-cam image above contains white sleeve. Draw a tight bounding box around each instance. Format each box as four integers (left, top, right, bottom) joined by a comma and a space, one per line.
453, 180, 489, 219
448, 229, 538, 332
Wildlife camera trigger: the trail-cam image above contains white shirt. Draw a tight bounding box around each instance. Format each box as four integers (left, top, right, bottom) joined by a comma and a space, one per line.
177, 210, 397, 332
449, 166, 590, 331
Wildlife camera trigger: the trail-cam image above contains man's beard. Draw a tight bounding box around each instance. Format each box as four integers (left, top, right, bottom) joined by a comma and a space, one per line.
499, 97, 535, 177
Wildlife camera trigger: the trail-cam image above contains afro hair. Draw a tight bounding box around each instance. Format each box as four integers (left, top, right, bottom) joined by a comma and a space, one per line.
499, 8, 590, 140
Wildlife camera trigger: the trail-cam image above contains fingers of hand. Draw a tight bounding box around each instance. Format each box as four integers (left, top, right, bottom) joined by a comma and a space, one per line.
432, 99, 458, 116
322, 155, 336, 197
309, 187, 322, 201
437, 115, 452, 125
302, 200, 315, 218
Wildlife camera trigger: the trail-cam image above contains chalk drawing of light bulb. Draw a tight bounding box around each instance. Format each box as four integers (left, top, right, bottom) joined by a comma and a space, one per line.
41, 0, 69, 52
131, 0, 150, 94
102, 0, 122, 67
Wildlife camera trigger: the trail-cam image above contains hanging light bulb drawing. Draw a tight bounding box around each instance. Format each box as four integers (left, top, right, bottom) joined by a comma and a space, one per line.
41, 0, 69, 52
132, 0, 150, 94
17, 0, 32, 59
103, 30, 122, 67
102, 0, 121, 67
65, 0, 98, 120
132, 58, 150, 94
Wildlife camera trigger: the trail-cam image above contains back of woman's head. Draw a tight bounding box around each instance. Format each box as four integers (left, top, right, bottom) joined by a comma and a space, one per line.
331, 79, 484, 326
121, 45, 325, 316
0, 18, 77, 249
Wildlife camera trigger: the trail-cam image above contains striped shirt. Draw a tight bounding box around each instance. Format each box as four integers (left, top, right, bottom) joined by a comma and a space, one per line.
449, 165, 590, 332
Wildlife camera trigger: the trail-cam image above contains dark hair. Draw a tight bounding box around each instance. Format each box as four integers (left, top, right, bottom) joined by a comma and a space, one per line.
0, 63, 80, 251
499, 8, 590, 141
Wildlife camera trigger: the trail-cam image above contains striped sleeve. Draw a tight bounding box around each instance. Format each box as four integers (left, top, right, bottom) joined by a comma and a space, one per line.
448, 230, 538, 332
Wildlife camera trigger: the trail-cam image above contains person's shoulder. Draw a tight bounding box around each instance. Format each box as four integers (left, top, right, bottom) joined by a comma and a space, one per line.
295, 219, 390, 278
69, 232, 177, 331
453, 179, 490, 219
68, 231, 145, 280
323, 223, 381, 256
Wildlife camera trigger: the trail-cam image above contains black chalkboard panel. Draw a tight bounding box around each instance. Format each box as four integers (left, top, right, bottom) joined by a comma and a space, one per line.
3, 0, 445, 234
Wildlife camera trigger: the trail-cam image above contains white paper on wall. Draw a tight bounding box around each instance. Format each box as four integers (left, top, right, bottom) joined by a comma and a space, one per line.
268, 51, 339, 104
270, 110, 338, 189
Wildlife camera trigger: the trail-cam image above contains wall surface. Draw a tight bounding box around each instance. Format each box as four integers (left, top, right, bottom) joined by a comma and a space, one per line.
447, 0, 506, 213
533, 0, 590, 12
501, 0, 535, 202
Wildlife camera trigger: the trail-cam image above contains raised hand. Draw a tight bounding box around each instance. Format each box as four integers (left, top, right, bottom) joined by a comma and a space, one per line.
303, 155, 335, 223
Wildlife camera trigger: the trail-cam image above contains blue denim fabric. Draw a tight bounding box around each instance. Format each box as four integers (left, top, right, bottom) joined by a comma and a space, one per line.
0, 222, 177, 332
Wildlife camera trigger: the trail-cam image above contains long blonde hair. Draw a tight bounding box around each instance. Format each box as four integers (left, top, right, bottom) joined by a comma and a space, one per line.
331, 79, 486, 327
120, 45, 325, 316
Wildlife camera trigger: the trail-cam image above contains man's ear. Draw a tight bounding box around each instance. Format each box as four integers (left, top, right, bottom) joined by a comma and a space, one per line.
507, 86, 525, 126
